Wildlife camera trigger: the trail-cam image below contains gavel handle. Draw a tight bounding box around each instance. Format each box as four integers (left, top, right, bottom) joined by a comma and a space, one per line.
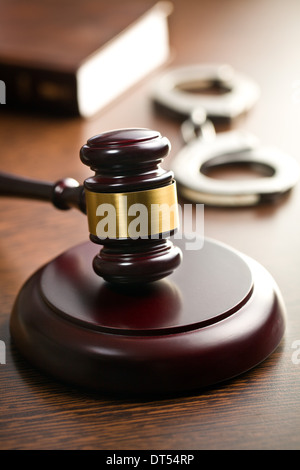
0, 171, 86, 214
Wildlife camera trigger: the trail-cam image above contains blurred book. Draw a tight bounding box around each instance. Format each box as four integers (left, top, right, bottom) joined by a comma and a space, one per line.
0, 0, 172, 117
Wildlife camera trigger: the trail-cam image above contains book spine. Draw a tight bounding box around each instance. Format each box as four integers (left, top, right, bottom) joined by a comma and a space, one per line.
0, 63, 79, 116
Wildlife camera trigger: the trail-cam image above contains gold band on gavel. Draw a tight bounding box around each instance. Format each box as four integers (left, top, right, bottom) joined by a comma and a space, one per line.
85, 181, 179, 239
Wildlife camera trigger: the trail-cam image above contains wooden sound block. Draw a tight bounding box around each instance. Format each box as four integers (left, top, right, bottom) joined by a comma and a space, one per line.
10, 237, 286, 395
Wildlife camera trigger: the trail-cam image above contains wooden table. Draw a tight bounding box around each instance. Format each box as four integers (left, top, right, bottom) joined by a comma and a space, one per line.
1, 0, 300, 450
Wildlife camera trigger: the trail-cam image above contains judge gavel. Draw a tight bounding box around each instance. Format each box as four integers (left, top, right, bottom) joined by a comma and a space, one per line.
0, 128, 182, 284
0, 127, 286, 395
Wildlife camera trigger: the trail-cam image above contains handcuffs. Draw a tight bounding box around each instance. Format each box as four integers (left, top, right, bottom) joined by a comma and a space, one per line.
152, 64, 300, 206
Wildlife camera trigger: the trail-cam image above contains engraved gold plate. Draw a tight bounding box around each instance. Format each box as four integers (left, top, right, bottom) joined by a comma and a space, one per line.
85, 182, 179, 239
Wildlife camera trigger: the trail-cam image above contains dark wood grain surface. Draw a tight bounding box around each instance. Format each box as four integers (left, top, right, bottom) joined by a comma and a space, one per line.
1, 0, 300, 450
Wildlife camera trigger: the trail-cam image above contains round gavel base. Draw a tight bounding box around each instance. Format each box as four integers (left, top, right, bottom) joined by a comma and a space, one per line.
10, 237, 285, 396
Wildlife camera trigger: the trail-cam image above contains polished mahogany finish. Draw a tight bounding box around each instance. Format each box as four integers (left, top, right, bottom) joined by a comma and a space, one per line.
10, 237, 285, 395
1, 131, 286, 394
80, 128, 172, 187
80, 128, 182, 284
0, 171, 86, 213
0, 128, 182, 284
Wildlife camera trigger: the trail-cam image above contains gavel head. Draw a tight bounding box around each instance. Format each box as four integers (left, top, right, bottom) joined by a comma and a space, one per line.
80, 128, 182, 284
